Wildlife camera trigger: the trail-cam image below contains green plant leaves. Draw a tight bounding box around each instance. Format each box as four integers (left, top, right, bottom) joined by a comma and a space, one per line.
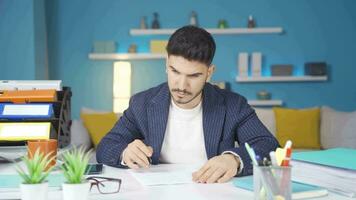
15, 148, 55, 184
61, 146, 92, 184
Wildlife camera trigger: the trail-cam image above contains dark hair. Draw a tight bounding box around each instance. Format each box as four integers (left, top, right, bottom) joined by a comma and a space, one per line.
166, 26, 216, 66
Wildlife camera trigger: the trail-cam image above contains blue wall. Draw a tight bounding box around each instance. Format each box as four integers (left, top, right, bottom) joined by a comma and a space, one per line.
0, 0, 36, 79
33, 0, 49, 80
0, 0, 48, 79
2, 0, 356, 119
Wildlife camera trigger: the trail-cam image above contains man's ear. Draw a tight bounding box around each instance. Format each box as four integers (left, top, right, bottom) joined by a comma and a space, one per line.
206, 65, 215, 82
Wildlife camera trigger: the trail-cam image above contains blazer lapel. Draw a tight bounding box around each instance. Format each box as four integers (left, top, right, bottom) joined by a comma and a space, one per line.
202, 84, 226, 159
147, 84, 170, 164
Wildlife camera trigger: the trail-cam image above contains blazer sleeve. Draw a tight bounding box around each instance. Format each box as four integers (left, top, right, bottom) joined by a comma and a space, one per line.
225, 98, 280, 176
96, 97, 143, 168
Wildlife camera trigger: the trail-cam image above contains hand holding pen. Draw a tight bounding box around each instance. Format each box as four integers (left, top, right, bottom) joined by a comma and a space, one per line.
122, 139, 153, 169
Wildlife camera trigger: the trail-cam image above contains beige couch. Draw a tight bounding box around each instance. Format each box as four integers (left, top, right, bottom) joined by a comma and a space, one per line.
254, 106, 356, 149
69, 106, 356, 163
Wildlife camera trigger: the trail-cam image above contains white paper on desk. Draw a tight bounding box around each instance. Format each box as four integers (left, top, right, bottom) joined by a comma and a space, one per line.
128, 164, 200, 186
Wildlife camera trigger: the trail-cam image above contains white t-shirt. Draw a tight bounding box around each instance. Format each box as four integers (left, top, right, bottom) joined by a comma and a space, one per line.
159, 100, 208, 164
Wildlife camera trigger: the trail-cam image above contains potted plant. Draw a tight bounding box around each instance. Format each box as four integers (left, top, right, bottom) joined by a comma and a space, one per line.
61, 147, 92, 200
16, 149, 55, 200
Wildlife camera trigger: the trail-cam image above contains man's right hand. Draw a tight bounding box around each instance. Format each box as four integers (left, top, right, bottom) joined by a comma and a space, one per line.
122, 139, 153, 169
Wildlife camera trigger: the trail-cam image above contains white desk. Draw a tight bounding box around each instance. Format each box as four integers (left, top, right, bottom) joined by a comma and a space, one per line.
0, 163, 354, 200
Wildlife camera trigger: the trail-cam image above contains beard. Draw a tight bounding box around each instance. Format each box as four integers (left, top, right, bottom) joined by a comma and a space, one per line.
170, 88, 203, 105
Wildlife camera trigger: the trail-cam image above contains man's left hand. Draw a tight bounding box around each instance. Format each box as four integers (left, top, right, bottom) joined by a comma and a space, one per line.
192, 154, 240, 184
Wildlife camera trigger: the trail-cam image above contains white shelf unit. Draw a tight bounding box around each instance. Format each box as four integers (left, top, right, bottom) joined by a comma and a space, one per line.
248, 100, 283, 106
236, 76, 328, 83
88, 53, 166, 61
130, 27, 283, 35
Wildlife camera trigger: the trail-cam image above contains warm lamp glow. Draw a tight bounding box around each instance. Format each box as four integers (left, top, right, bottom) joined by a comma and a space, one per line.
113, 62, 131, 113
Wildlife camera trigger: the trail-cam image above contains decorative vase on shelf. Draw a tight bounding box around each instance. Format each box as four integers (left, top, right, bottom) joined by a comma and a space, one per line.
190, 11, 198, 26
257, 90, 271, 100
151, 12, 160, 29
247, 15, 256, 28
218, 19, 228, 29
128, 44, 137, 53
140, 16, 148, 29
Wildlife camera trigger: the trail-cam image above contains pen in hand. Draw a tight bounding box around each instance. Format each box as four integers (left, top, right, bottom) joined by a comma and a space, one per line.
123, 139, 153, 169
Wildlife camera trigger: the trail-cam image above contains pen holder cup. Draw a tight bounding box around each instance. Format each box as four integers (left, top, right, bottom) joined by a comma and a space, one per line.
253, 165, 292, 200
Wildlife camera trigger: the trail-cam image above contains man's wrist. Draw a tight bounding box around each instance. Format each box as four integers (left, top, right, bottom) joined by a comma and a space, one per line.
120, 148, 127, 166
222, 151, 244, 174
223, 153, 240, 167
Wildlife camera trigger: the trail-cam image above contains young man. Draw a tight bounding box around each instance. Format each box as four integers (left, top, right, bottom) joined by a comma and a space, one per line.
97, 26, 279, 183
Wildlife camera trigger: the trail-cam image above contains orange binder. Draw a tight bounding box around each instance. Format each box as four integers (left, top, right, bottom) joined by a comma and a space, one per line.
0, 89, 57, 103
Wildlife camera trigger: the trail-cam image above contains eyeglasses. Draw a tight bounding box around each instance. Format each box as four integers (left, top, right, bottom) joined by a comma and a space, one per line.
86, 176, 122, 194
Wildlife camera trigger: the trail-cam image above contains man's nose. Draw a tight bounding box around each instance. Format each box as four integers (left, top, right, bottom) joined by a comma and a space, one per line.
177, 76, 188, 90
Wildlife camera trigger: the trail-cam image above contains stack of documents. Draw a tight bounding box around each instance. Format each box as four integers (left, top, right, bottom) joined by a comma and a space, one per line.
0, 80, 58, 147
291, 148, 356, 198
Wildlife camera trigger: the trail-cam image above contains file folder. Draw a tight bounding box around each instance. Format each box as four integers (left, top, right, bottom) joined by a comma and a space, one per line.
0, 89, 57, 103
0, 80, 62, 91
0, 122, 51, 141
0, 103, 53, 119
0, 86, 71, 148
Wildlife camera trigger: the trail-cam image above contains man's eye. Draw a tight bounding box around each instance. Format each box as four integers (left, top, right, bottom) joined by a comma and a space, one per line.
172, 70, 179, 74
189, 74, 200, 78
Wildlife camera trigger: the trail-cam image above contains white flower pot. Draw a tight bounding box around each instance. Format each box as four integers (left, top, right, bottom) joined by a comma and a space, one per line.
20, 182, 48, 200
62, 182, 90, 200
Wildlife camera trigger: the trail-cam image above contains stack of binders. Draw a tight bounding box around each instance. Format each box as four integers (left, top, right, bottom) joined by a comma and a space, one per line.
0, 80, 72, 149
292, 148, 356, 198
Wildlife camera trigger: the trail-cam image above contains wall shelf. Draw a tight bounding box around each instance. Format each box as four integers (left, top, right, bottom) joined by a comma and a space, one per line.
89, 53, 166, 61
236, 76, 328, 83
248, 100, 283, 106
130, 27, 283, 35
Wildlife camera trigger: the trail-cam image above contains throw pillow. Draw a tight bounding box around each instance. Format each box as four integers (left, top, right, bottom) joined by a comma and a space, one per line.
81, 112, 119, 148
254, 108, 276, 136
320, 106, 356, 149
273, 107, 321, 149
70, 120, 92, 150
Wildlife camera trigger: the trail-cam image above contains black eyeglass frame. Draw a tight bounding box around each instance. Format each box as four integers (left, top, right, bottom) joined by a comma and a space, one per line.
86, 176, 122, 194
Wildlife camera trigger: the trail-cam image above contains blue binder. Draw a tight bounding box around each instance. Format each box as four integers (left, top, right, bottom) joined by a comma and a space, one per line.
293, 148, 356, 171
233, 176, 328, 199
0, 103, 53, 119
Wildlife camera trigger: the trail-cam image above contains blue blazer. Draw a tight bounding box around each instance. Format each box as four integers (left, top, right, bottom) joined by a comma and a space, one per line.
96, 83, 279, 176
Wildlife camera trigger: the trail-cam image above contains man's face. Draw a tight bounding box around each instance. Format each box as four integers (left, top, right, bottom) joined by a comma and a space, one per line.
166, 55, 214, 109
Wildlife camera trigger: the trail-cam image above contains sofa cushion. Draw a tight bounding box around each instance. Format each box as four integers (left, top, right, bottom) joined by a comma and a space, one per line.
321, 106, 356, 149
70, 120, 92, 149
274, 107, 321, 149
254, 108, 276, 136
80, 107, 123, 148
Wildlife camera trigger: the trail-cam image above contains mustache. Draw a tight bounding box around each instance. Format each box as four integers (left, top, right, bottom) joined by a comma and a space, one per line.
171, 88, 192, 95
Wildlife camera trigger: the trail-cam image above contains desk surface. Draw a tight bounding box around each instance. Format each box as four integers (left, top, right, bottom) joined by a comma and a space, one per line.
0, 163, 353, 200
